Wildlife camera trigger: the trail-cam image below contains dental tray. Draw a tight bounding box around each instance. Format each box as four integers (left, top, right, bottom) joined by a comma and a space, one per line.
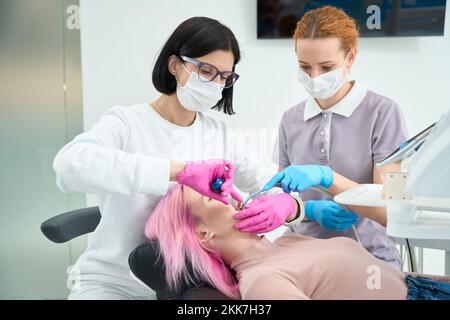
334, 184, 387, 208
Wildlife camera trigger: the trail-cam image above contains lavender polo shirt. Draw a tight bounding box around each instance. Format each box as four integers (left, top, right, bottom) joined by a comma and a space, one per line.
273, 81, 408, 269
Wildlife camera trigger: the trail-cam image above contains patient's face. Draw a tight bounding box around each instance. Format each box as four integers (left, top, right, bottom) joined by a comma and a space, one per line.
185, 186, 238, 235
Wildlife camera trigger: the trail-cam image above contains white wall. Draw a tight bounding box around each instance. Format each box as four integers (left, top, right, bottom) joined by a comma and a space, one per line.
79, 0, 450, 275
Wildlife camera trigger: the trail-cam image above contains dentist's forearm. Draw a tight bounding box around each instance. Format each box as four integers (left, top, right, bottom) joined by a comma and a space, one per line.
287, 195, 309, 222
169, 160, 186, 181
287, 206, 298, 222
282, 194, 298, 222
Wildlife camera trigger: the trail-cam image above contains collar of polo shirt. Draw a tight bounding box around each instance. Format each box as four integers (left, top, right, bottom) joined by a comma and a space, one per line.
304, 81, 368, 121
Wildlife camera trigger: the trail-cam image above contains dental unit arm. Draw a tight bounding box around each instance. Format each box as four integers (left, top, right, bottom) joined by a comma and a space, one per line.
334, 110, 450, 240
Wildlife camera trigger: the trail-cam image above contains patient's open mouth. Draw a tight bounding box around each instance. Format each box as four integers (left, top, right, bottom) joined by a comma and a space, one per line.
229, 197, 243, 211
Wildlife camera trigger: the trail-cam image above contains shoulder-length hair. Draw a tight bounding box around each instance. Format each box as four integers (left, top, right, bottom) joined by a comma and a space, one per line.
145, 184, 240, 299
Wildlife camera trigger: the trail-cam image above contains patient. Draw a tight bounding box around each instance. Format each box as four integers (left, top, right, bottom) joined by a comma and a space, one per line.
145, 185, 450, 300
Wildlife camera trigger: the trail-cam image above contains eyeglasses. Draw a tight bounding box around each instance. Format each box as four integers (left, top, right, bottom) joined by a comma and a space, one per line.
178, 55, 240, 89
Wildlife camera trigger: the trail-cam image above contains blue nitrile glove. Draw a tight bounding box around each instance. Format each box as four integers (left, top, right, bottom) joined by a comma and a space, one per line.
263, 165, 334, 193
305, 200, 359, 231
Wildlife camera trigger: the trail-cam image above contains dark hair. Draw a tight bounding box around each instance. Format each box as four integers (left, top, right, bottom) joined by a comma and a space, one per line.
152, 17, 241, 115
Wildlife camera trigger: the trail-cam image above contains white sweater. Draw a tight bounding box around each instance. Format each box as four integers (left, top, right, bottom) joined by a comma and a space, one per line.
53, 103, 274, 296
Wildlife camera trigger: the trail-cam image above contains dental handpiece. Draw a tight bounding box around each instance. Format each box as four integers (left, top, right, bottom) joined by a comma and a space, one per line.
241, 184, 282, 207
211, 178, 223, 193
211, 178, 268, 208
211, 178, 242, 210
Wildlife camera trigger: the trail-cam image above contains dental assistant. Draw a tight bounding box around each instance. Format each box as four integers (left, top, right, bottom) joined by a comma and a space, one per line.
53, 17, 300, 300
236, 6, 408, 269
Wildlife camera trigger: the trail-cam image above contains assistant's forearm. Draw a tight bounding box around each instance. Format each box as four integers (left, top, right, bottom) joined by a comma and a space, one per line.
327, 171, 358, 195
347, 205, 387, 226
328, 171, 387, 226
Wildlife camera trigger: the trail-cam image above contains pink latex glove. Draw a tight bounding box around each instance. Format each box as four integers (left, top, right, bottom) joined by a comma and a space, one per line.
176, 159, 243, 205
234, 193, 297, 233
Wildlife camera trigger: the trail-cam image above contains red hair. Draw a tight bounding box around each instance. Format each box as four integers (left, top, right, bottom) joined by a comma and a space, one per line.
294, 6, 360, 53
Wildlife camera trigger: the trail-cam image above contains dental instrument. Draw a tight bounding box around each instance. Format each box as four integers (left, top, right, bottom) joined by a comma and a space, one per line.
376, 122, 435, 168
211, 178, 242, 209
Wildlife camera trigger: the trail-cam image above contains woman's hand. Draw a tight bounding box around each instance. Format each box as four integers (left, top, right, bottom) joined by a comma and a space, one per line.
176, 159, 242, 205
234, 193, 297, 233
263, 165, 334, 193
305, 200, 359, 231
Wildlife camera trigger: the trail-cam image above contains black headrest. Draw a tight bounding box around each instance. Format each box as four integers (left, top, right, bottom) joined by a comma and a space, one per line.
128, 240, 210, 299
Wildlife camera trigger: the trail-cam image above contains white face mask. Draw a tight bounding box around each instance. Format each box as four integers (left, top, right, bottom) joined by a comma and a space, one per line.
176, 63, 224, 113
297, 55, 349, 100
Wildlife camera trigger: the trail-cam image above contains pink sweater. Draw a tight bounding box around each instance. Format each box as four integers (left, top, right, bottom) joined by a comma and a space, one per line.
231, 233, 408, 300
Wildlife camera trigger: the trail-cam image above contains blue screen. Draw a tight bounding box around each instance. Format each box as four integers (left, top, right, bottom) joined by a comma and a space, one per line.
257, 0, 447, 38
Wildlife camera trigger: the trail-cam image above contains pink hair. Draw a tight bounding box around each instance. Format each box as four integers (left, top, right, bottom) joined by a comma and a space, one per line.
145, 184, 240, 299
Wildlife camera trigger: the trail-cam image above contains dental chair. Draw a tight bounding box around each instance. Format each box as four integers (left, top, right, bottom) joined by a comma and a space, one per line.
40, 206, 231, 300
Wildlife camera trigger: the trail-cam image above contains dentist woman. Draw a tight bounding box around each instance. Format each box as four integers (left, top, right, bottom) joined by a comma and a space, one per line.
235, 6, 407, 269
53, 17, 301, 299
